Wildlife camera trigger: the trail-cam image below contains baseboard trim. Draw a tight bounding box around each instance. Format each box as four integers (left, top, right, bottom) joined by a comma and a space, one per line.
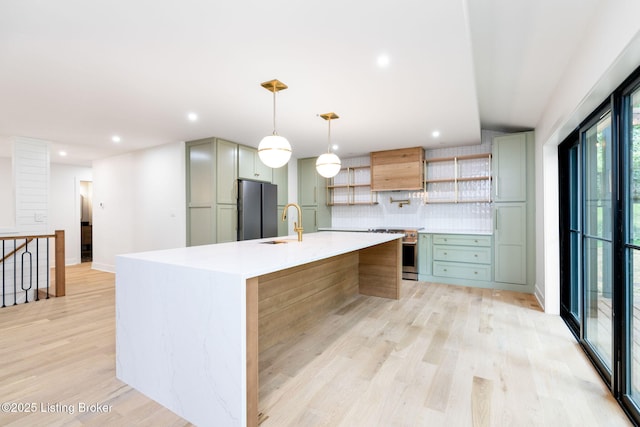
91, 262, 115, 273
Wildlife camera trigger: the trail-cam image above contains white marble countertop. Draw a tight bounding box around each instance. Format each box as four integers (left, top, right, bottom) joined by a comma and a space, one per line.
118, 231, 403, 279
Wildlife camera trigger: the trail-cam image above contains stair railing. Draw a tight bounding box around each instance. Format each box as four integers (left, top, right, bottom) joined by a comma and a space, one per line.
0, 230, 65, 307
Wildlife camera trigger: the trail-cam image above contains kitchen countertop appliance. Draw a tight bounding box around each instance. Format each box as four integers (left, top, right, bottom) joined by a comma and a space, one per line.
368, 227, 422, 280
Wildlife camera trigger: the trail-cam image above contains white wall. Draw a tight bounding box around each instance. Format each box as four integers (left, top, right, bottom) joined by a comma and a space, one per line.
92, 141, 186, 272
0, 156, 14, 229
49, 163, 93, 265
0, 138, 51, 302
535, 3, 640, 313
10, 138, 50, 236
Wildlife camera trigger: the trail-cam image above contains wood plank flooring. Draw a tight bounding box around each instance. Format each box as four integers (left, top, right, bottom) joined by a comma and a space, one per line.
0, 264, 631, 426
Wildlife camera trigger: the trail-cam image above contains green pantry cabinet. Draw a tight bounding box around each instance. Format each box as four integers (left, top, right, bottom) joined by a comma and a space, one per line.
186, 139, 288, 245
418, 131, 535, 292
298, 158, 331, 232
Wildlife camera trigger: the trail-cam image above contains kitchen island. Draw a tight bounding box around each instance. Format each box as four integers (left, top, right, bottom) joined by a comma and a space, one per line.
115, 231, 402, 427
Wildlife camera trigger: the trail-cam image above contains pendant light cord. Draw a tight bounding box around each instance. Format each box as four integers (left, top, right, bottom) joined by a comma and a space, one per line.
327, 119, 332, 153
272, 84, 278, 136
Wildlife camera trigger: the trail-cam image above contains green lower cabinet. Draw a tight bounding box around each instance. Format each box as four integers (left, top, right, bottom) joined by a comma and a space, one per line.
432, 245, 492, 264
216, 204, 237, 243
418, 233, 494, 288
301, 207, 317, 233
432, 261, 492, 281
432, 234, 491, 247
418, 230, 531, 291
494, 203, 527, 285
418, 233, 431, 278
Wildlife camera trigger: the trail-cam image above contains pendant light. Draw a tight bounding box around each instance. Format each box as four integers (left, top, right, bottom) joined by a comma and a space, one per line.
258, 79, 292, 168
315, 112, 342, 178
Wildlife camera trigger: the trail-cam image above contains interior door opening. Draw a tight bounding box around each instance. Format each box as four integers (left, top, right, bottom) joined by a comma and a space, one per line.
80, 180, 93, 263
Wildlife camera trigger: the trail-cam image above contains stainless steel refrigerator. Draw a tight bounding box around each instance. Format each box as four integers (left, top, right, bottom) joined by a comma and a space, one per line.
237, 179, 278, 240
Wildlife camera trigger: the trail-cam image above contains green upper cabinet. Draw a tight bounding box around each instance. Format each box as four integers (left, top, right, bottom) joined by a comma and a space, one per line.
216, 139, 238, 205
492, 132, 530, 202
298, 157, 320, 206
238, 145, 273, 183
271, 163, 288, 206
298, 157, 331, 231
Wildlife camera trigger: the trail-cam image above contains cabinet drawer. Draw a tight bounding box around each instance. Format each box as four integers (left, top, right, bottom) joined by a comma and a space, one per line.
432, 234, 491, 247
433, 261, 491, 281
432, 245, 491, 264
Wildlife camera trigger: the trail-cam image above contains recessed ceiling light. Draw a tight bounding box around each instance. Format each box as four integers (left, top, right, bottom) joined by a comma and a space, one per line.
332, 144, 339, 151
432, 130, 440, 138
377, 54, 390, 68
187, 112, 198, 122
59, 151, 67, 157
112, 135, 121, 143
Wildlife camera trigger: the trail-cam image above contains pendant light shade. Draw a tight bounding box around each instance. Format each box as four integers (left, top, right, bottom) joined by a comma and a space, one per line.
258, 79, 292, 168
258, 134, 292, 168
316, 152, 341, 178
316, 112, 341, 178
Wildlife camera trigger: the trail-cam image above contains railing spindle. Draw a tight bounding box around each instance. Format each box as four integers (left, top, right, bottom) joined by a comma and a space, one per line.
36, 238, 40, 301
2, 240, 5, 308
21, 238, 33, 303
46, 237, 50, 299
13, 239, 16, 305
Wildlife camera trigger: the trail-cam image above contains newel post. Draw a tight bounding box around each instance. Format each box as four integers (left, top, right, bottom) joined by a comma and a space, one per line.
55, 229, 66, 296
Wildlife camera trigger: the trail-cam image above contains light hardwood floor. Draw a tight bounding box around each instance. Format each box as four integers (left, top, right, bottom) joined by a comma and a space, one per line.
0, 264, 632, 426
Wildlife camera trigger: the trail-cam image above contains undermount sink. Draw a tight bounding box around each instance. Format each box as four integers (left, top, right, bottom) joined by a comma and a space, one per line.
260, 240, 289, 244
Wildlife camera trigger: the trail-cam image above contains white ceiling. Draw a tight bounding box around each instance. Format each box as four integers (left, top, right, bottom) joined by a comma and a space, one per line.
0, 0, 601, 166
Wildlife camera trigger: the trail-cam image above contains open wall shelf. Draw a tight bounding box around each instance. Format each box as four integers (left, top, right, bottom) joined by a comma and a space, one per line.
327, 166, 378, 206
423, 153, 492, 204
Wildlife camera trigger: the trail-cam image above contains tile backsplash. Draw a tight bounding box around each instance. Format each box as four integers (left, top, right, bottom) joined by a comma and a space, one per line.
330, 136, 497, 234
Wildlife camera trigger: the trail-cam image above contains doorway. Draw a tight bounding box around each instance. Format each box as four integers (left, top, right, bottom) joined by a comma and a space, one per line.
558, 69, 640, 424
80, 180, 93, 263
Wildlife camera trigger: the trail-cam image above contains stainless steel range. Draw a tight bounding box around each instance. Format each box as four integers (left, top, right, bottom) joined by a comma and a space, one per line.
368, 227, 422, 280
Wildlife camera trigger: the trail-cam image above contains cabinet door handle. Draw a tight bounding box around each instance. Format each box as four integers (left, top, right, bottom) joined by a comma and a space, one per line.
474, 254, 478, 258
